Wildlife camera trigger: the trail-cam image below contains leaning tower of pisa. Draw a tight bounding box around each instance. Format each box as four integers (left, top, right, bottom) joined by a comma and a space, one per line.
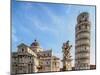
75, 12, 91, 70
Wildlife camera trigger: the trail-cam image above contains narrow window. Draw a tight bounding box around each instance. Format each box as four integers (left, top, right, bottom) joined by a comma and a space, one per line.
22, 48, 24, 52
85, 25, 87, 29
79, 26, 81, 30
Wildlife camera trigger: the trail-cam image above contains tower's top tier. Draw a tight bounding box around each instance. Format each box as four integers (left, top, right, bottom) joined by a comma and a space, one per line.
77, 12, 89, 24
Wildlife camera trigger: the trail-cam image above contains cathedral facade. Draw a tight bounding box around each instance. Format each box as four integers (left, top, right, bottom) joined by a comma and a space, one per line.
11, 40, 60, 74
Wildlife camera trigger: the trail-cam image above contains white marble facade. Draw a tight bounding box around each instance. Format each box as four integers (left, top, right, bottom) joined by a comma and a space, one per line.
12, 40, 60, 74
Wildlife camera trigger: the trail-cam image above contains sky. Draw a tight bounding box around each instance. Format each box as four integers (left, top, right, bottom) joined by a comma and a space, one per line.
12, 0, 96, 66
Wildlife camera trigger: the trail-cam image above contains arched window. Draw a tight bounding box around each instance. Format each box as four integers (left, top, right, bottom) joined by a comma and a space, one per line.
85, 25, 88, 29
85, 47, 86, 50
79, 20, 81, 23
44, 54, 45, 57
22, 48, 24, 52
79, 26, 81, 30
30, 57, 31, 59
85, 18, 87, 21
46, 61, 48, 64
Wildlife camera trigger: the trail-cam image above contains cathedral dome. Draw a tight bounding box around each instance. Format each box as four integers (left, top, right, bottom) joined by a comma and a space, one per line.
31, 39, 40, 47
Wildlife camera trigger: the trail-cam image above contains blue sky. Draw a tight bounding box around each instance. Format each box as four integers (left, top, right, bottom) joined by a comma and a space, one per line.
12, 0, 96, 65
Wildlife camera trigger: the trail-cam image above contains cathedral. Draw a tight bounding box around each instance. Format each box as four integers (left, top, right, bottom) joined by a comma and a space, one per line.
11, 40, 61, 74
